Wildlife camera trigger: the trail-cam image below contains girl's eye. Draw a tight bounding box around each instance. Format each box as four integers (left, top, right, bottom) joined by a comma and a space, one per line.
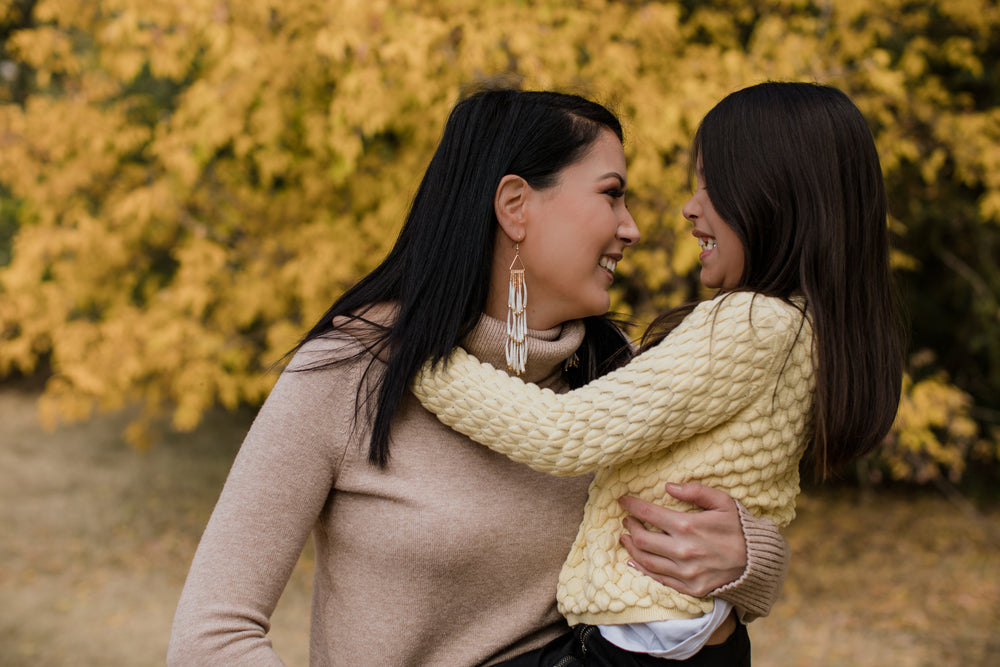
605, 189, 625, 199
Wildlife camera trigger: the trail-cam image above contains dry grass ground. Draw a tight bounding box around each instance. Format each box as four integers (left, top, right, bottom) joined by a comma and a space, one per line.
2, 384, 998, 666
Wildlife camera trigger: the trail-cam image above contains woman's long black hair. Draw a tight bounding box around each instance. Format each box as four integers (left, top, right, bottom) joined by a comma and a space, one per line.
293, 89, 632, 467
643, 82, 905, 479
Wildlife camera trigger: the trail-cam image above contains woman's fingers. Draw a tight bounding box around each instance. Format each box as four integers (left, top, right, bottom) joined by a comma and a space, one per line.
618, 483, 747, 597
619, 532, 692, 594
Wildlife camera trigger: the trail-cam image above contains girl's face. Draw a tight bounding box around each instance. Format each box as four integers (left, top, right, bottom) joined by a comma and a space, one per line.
683, 159, 745, 290
519, 129, 639, 329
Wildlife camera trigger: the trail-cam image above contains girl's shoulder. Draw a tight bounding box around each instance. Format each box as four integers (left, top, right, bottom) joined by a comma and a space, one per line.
678, 292, 811, 352
698, 291, 808, 327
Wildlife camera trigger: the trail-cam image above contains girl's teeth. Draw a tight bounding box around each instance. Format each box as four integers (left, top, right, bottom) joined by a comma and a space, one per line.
599, 257, 617, 273
699, 238, 717, 251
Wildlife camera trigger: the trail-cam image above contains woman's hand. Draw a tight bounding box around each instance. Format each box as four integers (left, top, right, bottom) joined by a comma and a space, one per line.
618, 482, 747, 597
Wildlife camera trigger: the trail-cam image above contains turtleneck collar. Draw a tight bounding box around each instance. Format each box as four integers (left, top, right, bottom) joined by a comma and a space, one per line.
462, 313, 586, 388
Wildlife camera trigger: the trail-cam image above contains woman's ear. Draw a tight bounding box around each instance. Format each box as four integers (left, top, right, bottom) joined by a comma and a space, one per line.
494, 174, 528, 242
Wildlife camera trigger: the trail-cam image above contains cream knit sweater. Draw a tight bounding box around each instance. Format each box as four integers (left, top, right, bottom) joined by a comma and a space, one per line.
413, 292, 814, 627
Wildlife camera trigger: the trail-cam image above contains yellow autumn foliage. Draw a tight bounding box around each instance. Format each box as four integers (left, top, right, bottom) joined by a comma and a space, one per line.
884, 371, 980, 483
0, 0, 997, 482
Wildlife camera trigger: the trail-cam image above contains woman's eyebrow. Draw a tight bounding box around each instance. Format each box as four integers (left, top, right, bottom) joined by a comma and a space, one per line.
600, 172, 626, 188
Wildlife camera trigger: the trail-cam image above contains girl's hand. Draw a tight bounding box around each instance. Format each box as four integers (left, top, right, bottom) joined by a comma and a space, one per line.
618, 482, 747, 597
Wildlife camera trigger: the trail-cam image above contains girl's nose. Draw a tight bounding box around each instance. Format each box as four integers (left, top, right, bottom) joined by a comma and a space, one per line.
682, 194, 699, 222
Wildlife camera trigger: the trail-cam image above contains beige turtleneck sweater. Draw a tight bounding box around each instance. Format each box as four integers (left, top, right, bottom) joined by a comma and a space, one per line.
168, 312, 787, 666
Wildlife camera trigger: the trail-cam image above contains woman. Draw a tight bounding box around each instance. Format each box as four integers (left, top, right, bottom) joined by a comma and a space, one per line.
411, 82, 904, 665
167, 89, 788, 666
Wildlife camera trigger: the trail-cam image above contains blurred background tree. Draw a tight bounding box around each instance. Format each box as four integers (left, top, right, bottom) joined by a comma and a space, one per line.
0, 0, 997, 488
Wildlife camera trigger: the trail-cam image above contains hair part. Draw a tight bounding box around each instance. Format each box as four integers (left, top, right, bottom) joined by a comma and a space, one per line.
292, 88, 628, 467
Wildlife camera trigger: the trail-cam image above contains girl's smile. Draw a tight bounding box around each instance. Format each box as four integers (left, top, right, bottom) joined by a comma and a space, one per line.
684, 159, 744, 290
696, 236, 718, 259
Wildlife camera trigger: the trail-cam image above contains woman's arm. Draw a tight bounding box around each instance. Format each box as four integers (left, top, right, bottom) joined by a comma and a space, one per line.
167, 340, 357, 665
619, 483, 789, 622
413, 293, 803, 475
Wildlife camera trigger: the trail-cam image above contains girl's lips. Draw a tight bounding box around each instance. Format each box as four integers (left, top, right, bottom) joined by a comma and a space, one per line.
696, 235, 717, 261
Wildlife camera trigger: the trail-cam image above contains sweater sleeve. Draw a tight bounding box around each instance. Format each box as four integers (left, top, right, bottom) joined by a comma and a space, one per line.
412, 293, 802, 476
714, 501, 790, 623
167, 338, 359, 666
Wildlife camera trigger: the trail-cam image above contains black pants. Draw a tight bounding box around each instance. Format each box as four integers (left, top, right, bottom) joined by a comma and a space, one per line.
497, 622, 751, 667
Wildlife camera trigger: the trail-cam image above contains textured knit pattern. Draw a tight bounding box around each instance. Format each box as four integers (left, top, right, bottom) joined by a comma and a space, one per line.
413, 293, 814, 627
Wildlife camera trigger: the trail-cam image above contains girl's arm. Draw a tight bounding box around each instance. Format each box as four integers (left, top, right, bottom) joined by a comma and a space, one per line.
413, 292, 804, 475
167, 340, 356, 665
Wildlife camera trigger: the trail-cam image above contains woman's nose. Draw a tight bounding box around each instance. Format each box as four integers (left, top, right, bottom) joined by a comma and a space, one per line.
618, 209, 640, 246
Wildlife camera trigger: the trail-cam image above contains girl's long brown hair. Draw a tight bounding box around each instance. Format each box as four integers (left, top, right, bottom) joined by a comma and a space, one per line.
643, 82, 905, 480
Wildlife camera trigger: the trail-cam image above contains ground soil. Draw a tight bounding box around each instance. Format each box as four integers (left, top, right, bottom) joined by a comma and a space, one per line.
2, 385, 998, 666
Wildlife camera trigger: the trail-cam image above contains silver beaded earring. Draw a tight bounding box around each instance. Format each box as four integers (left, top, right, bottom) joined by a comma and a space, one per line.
506, 242, 527, 375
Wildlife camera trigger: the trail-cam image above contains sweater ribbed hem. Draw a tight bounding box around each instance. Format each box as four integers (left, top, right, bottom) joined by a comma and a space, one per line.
563, 602, 710, 627
712, 501, 789, 623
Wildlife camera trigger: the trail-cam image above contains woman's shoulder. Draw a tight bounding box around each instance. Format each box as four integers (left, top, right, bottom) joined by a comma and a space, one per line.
285, 334, 368, 372
287, 302, 399, 372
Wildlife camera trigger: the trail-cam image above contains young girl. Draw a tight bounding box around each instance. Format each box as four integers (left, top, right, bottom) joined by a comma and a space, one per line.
168, 89, 789, 666
412, 82, 904, 665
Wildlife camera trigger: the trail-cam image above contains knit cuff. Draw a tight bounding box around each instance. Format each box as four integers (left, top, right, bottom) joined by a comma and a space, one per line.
712, 501, 789, 623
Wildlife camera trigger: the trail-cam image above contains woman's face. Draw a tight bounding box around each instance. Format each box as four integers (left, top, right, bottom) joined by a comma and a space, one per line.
519, 128, 639, 329
683, 158, 745, 290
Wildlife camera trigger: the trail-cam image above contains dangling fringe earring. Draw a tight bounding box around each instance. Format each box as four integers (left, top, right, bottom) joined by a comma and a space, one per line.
506, 243, 527, 375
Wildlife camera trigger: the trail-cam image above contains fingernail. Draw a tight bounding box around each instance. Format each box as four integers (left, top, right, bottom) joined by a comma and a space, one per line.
665, 482, 681, 492
627, 559, 640, 570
